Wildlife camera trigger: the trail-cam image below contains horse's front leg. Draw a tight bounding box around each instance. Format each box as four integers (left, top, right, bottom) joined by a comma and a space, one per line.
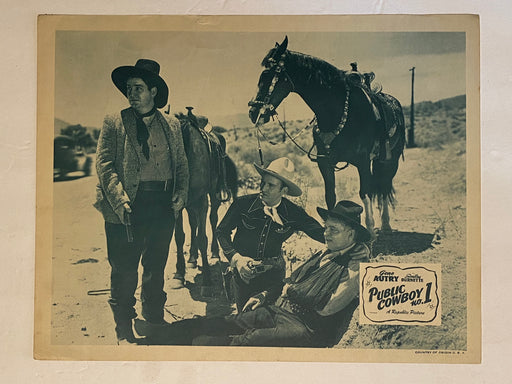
187, 207, 199, 268
361, 195, 376, 240
170, 210, 186, 289
318, 158, 336, 209
194, 196, 213, 295
357, 164, 377, 240
380, 195, 392, 232
209, 194, 221, 262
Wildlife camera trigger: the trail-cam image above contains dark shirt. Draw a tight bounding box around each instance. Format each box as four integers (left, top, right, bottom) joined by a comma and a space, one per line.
217, 193, 325, 262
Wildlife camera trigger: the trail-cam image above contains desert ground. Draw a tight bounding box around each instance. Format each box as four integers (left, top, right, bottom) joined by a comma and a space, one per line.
51, 133, 467, 350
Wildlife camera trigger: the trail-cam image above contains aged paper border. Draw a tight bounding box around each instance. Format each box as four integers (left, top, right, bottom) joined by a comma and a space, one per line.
35, 14, 480, 363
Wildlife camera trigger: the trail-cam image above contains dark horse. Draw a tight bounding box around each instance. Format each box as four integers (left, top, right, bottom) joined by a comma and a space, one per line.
248, 36, 405, 239
171, 108, 238, 292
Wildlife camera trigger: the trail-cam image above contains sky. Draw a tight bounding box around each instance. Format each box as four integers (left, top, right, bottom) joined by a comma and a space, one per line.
54, 31, 465, 128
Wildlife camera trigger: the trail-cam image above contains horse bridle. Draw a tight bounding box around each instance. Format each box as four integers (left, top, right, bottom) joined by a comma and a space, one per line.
248, 54, 295, 118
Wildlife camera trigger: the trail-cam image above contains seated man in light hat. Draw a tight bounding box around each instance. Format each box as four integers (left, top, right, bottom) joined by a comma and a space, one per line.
135, 200, 371, 347
216, 157, 325, 313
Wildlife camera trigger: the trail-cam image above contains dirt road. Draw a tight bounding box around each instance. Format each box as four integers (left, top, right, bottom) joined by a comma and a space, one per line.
51, 140, 467, 350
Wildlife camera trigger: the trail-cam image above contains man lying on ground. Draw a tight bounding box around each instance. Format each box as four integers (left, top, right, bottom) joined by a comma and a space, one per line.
135, 200, 370, 347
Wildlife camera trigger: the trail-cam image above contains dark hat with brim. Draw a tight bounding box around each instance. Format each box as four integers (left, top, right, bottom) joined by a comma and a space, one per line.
253, 157, 302, 197
111, 59, 169, 108
317, 200, 371, 242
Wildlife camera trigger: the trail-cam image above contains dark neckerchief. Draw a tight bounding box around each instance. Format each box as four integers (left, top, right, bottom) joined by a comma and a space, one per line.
133, 107, 156, 160
286, 247, 354, 312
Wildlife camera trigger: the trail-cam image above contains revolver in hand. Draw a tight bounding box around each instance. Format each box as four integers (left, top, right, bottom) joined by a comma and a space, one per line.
248, 260, 273, 275
125, 212, 134, 243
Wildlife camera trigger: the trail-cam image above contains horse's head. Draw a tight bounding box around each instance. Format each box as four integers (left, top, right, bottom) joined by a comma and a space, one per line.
248, 36, 295, 125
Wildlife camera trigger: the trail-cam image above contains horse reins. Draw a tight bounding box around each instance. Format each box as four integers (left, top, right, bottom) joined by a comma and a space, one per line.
275, 79, 352, 171
248, 54, 296, 117
274, 114, 315, 154
251, 54, 351, 171
251, 55, 293, 166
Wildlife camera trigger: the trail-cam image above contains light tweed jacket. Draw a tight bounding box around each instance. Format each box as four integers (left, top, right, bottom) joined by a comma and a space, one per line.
94, 107, 189, 224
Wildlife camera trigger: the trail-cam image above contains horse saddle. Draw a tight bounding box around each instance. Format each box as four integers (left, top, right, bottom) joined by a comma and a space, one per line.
196, 125, 231, 200
369, 93, 404, 161
372, 93, 400, 138
346, 70, 381, 121
346, 73, 396, 161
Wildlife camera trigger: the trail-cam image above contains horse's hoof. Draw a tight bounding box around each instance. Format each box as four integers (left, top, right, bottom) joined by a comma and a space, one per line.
169, 278, 185, 289
209, 258, 220, 266
200, 285, 213, 297
380, 226, 392, 234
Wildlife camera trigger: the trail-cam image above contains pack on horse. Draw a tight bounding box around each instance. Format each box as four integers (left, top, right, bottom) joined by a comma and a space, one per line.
171, 107, 238, 293
248, 36, 405, 239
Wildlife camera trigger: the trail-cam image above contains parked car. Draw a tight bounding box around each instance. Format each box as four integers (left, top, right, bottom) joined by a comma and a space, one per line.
54, 135, 92, 179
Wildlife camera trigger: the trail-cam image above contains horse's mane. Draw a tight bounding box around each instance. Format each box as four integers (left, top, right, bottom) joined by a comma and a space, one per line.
262, 48, 346, 89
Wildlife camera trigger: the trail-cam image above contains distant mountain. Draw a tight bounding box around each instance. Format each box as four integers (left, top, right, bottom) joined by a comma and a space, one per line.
403, 95, 465, 115
402, 94, 466, 147
434, 94, 466, 110
208, 113, 253, 130
223, 94, 467, 158
210, 95, 466, 131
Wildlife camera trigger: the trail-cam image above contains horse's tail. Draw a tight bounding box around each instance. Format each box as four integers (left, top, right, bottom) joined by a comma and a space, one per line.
209, 131, 238, 202
370, 165, 397, 208
224, 155, 239, 200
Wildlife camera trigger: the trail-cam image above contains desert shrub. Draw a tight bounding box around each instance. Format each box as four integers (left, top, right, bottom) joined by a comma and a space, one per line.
407, 108, 466, 149
403, 95, 466, 148
226, 117, 361, 200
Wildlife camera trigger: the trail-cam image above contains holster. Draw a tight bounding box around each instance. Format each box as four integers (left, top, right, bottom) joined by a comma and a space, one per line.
222, 266, 234, 302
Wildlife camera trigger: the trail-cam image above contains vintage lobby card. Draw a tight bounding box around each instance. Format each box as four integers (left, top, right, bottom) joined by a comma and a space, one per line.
35, 15, 480, 363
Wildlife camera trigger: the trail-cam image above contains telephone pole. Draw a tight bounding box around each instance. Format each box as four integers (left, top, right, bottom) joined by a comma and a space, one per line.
408, 67, 417, 148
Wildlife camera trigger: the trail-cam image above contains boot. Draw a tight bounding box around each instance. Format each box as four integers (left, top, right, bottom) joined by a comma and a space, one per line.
115, 319, 136, 345
109, 301, 137, 344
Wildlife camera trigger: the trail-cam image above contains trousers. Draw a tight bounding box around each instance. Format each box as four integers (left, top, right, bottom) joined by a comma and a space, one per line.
231, 264, 285, 313
105, 190, 175, 324
148, 305, 314, 347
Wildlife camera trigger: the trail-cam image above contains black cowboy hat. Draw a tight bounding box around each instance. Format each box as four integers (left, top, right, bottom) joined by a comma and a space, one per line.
111, 59, 169, 108
317, 200, 371, 242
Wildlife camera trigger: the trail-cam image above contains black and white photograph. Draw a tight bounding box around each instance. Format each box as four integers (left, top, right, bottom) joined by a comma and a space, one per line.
35, 15, 480, 362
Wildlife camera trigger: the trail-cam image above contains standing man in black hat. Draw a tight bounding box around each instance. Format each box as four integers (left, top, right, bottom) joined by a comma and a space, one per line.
217, 157, 325, 313
94, 59, 188, 344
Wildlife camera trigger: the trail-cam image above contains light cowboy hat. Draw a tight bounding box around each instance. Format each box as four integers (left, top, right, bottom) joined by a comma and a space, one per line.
111, 59, 169, 108
253, 157, 302, 197
317, 200, 372, 242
